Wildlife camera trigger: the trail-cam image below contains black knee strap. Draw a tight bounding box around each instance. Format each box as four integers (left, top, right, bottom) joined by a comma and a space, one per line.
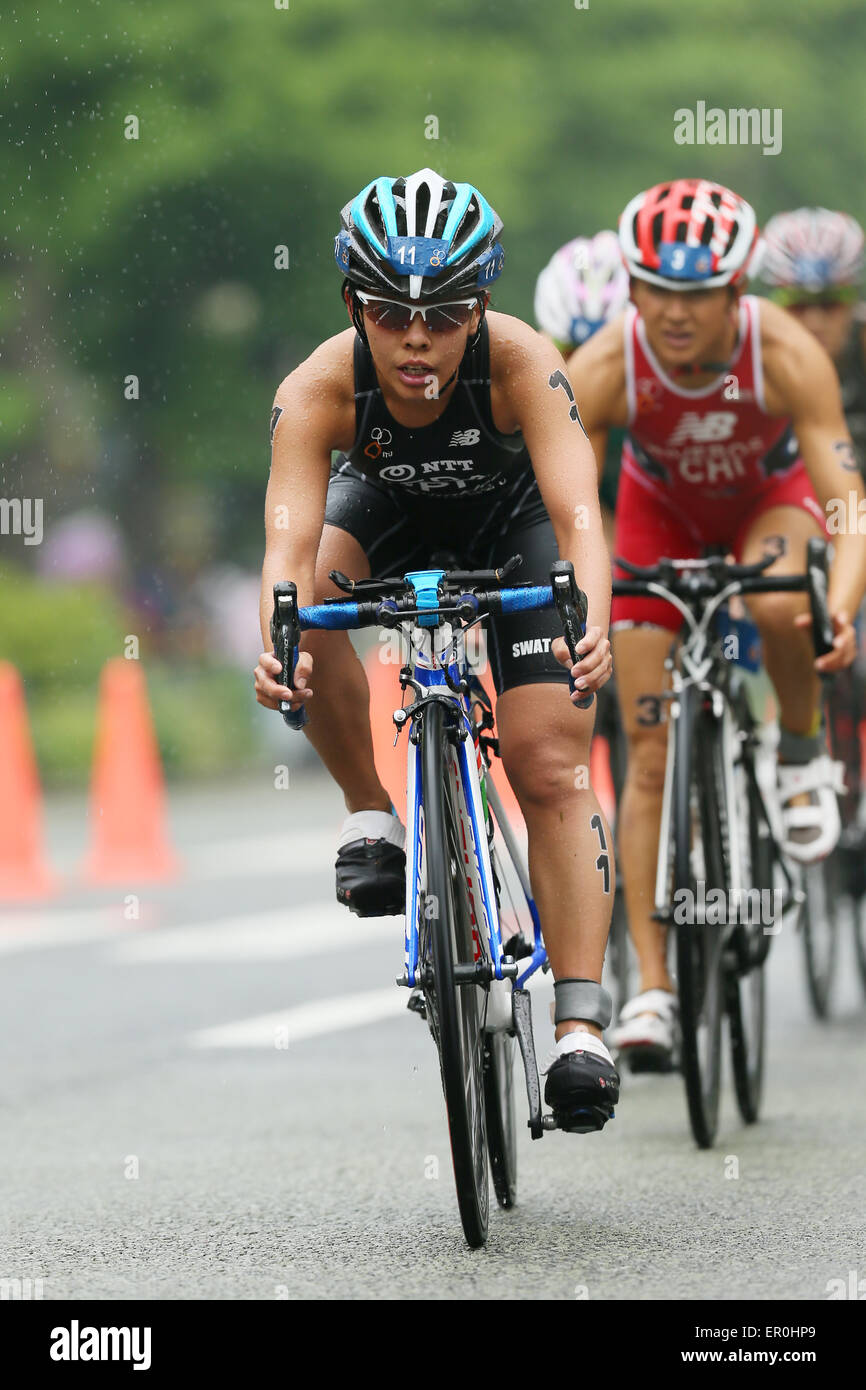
553, 978, 612, 1029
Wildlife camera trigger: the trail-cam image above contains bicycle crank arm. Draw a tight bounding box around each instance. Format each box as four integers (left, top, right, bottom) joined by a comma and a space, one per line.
511, 988, 544, 1139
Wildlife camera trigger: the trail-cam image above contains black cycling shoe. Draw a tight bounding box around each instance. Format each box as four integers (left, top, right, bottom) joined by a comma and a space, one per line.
335, 837, 406, 917
544, 1047, 620, 1133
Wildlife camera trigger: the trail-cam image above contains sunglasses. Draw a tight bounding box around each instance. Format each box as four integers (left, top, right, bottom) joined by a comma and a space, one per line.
354, 290, 479, 333
771, 286, 858, 310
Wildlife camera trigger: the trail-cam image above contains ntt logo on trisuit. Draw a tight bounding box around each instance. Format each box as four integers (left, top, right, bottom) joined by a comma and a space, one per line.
49, 1320, 152, 1371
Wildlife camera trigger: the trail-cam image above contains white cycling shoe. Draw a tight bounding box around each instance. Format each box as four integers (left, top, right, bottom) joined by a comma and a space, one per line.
777, 754, 846, 865
608, 988, 678, 1074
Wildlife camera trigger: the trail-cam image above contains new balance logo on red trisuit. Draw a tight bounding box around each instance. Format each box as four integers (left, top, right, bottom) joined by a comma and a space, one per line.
623, 296, 799, 512
611, 295, 825, 632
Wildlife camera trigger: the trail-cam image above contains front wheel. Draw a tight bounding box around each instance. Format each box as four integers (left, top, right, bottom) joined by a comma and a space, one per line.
484, 1030, 517, 1208
673, 685, 725, 1149
801, 854, 840, 1019
726, 756, 772, 1122
421, 701, 490, 1248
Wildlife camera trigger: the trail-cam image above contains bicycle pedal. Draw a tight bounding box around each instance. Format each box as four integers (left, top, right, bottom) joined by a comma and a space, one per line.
406, 987, 427, 1020
502, 930, 534, 961
552, 1104, 615, 1134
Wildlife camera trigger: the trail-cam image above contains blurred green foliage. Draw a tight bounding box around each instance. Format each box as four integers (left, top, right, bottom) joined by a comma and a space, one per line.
0, 565, 259, 783
1, 0, 864, 779
0, 566, 128, 692
3, 1, 863, 552
27, 669, 260, 786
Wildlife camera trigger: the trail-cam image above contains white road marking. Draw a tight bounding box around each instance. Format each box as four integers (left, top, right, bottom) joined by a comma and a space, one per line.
0, 908, 137, 955
110, 902, 402, 963
183, 830, 337, 881
189, 987, 407, 1048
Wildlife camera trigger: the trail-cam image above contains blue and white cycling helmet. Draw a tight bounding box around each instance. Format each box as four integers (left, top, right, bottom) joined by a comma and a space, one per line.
758, 208, 864, 298
335, 167, 505, 303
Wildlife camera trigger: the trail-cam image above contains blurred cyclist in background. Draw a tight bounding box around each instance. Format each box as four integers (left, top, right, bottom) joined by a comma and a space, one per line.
534, 232, 630, 549
534, 233, 631, 854
759, 208, 866, 893
759, 208, 866, 474
569, 179, 866, 1071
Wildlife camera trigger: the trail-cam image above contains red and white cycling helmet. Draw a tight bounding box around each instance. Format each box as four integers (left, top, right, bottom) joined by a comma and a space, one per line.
534, 232, 630, 347
758, 208, 864, 293
619, 179, 759, 291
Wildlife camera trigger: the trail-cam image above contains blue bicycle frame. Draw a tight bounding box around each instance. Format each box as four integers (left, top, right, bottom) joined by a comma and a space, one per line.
295, 570, 563, 994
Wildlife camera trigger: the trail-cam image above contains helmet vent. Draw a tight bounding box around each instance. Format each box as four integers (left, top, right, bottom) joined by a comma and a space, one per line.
452, 199, 479, 251
433, 203, 451, 238
415, 182, 431, 236
365, 189, 386, 244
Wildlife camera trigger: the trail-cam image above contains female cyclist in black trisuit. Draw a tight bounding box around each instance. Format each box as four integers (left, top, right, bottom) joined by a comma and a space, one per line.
254, 168, 618, 1129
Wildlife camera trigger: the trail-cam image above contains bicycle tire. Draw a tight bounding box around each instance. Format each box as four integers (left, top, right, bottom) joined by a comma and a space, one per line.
421, 700, 490, 1248
483, 1031, 517, 1209
853, 894, 866, 995
826, 665, 862, 836
673, 684, 725, 1149
801, 672, 862, 1017
482, 806, 521, 1211
801, 854, 840, 1019
725, 706, 772, 1124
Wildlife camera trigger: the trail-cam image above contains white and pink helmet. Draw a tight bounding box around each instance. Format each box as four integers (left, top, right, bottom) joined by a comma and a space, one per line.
534, 231, 630, 347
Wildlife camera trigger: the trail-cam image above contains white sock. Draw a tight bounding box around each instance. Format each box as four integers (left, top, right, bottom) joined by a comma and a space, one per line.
338, 809, 406, 851
552, 1031, 614, 1066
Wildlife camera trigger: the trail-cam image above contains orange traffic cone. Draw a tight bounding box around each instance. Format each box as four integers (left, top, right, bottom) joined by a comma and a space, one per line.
83, 659, 179, 883
364, 645, 407, 811
590, 735, 616, 825
0, 663, 58, 901
475, 670, 525, 830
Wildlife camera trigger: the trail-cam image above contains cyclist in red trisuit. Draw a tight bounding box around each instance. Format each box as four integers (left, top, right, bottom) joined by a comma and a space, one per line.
569, 179, 866, 1071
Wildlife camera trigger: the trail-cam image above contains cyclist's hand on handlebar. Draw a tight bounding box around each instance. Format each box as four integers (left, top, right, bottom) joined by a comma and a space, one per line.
552, 626, 612, 701
794, 609, 856, 673
254, 650, 314, 712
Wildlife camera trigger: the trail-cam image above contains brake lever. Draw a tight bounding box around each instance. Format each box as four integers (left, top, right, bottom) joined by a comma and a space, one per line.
806, 537, 835, 660
271, 581, 308, 730
327, 569, 406, 596
550, 560, 594, 711
496, 553, 523, 581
